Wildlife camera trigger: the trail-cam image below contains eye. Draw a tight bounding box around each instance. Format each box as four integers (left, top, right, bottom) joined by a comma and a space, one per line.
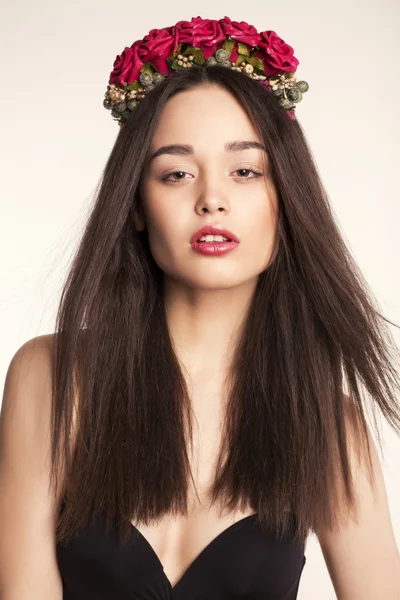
234, 168, 263, 181
161, 168, 263, 185
161, 170, 192, 184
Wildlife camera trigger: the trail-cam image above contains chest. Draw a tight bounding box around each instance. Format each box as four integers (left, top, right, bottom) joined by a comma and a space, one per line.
131, 386, 256, 589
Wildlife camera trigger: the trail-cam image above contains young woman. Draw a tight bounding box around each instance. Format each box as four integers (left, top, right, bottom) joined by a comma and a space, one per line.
1, 16, 400, 600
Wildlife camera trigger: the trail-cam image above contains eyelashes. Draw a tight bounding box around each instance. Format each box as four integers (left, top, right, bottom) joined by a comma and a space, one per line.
161, 168, 263, 185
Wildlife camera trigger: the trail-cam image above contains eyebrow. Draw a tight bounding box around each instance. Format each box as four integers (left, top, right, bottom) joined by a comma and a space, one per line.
147, 140, 266, 164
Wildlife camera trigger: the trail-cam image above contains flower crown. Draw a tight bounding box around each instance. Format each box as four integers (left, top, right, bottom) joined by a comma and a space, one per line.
103, 16, 309, 127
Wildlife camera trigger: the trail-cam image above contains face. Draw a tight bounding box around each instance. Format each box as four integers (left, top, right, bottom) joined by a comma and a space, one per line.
137, 84, 279, 291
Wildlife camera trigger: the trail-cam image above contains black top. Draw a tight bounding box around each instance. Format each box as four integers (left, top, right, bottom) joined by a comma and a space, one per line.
56, 511, 306, 599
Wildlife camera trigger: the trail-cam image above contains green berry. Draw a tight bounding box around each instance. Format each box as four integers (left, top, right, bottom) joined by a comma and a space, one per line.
215, 49, 229, 63
152, 73, 165, 84
279, 97, 294, 110
297, 80, 309, 93
287, 87, 303, 103
113, 101, 127, 113
139, 72, 153, 86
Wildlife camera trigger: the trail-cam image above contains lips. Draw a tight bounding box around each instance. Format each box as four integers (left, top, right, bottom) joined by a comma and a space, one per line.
190, 224, 240, 244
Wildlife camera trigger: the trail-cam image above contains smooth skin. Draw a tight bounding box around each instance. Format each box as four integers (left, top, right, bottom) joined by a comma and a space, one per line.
137, 84, 279, 383
0, 334, 63, 599
1, 84, 399, 598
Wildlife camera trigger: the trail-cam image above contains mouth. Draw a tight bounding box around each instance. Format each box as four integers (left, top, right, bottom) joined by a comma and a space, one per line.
190, 225, 240, 245
191, 238, 239, 256
196, 235, 232, 242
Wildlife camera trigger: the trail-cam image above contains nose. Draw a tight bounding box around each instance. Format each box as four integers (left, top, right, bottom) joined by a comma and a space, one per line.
195, 191, 230, 215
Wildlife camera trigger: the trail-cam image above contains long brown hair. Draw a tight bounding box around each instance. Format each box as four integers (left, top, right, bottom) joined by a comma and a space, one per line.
51, 63, 400, 549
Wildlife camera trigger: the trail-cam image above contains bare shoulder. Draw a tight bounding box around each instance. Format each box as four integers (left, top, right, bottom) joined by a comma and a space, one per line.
5, 333, 56, 390
0, 333, 63, 598
316, 393, 400, 599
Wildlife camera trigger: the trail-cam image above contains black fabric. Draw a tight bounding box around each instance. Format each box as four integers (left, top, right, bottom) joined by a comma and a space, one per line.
56, 511, 306, 599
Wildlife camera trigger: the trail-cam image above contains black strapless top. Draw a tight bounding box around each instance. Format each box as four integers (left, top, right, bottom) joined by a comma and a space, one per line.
56, 511, 306, 599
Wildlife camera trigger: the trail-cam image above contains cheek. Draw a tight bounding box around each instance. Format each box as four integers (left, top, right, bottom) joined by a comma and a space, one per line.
144, 200, 188, 263
241, 197, 278, 268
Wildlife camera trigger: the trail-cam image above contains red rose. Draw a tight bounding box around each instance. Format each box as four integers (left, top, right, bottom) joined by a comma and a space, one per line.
108, 19, 300, 89
109, 41, 150, 86
109, 46, 138, 86
254, 30, 299, 76
219, 16, 261, 47
175, 16, 226, 60
138, 26, 180, 77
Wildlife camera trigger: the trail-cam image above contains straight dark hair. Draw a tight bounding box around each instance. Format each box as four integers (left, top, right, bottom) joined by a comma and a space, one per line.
51, 63, 400, 550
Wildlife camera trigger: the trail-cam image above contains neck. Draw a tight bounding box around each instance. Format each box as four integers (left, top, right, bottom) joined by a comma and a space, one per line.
163, 275, 258, 382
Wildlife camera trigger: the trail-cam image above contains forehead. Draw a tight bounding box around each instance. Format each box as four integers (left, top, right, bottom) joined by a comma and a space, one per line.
149, 85, 262, 151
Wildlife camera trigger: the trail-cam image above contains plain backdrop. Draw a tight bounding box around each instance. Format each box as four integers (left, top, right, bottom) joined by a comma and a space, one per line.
1, 1, 399, 597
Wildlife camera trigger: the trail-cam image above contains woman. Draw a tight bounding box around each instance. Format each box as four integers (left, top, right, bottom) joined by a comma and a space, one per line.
1, 15, 400, 600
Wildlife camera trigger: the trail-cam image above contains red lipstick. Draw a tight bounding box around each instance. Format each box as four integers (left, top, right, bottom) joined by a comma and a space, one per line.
190, 224, 240, 256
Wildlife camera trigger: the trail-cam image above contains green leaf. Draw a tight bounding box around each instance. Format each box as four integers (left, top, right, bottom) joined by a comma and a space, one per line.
140, 62, 154, 74
222, 38, 235, 58
192, 48, 205, 65
237, 42, 250, 56
182, 45, 196, 55
235, 55, 247, 68
125, 81, 140, 90
247, 56, 264, 72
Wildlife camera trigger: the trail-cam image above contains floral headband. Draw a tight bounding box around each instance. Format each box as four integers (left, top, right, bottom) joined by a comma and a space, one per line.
103, 16, 309, 127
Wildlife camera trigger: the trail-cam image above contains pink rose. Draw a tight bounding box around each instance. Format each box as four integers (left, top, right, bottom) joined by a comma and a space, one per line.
109, 27, 179, 86
219, 16, 261, 47
175, 16, 226, 60
109, 46, 138, 86
108, 19, 300, 89
254, 30, 299, 76
109, 40, 150, 86
138, 26, 180, 77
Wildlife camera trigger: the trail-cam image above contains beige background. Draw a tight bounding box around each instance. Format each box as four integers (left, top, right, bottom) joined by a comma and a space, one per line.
1, 1, 399, 597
